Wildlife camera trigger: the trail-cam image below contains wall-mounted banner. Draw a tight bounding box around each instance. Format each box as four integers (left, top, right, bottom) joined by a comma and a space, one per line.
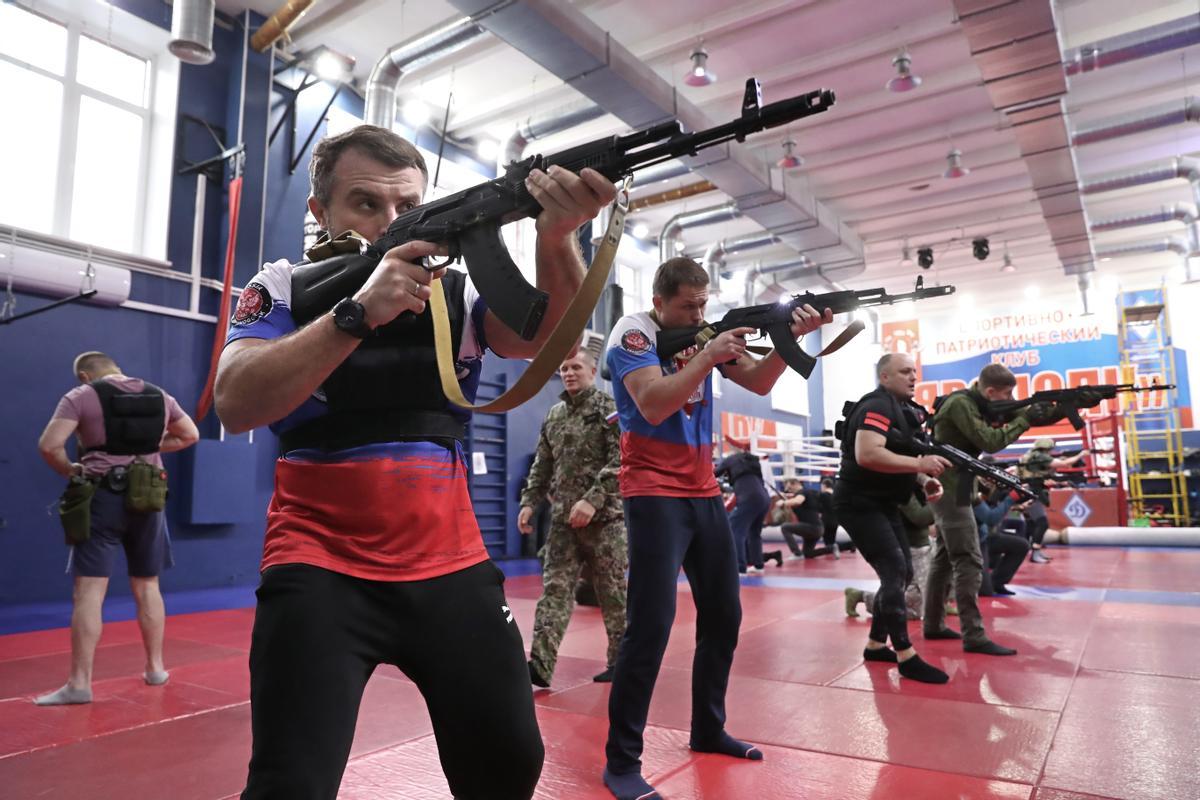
882, 298, 1193, 431
721, 412, 778, 449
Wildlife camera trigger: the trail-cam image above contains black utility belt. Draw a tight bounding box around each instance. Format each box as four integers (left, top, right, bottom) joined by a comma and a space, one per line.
99, 464, 132, 493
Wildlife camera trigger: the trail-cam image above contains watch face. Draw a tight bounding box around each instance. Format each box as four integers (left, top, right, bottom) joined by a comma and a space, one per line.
335, 300, 365, 332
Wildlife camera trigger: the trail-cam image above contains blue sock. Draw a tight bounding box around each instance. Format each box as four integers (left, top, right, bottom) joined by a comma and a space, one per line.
689, 731, 764, 760
602, 767, 660, 800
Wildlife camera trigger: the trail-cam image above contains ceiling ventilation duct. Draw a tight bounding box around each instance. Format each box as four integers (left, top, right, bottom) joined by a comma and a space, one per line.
1090, 203, 1197, 232
1064, 14, 1200, 75
445, 0, 864, 282
657, 202, 741, 263
500, 100, 607, 170
1082, 156, 1200, 202
1072, 98, 1200, 146
1096, 236, 1191, 259
701, 231, 782, 295
364, 16, 490, 129
169, 0, 217, 65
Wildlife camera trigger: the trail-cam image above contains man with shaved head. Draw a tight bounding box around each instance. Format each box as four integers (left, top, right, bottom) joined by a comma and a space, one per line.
834, 352, 950, 683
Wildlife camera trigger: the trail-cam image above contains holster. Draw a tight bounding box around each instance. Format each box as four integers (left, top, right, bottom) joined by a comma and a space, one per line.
126, 461, 168, 513
58, 477, 97, 546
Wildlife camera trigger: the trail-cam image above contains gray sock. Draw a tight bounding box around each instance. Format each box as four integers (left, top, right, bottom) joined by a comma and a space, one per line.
34, 684, 93, 706
144, 670, 170, 686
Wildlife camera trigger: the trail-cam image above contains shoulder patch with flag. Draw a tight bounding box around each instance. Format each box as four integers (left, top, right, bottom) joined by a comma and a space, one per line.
605, 410, 619, 425
863, 411, 891, 433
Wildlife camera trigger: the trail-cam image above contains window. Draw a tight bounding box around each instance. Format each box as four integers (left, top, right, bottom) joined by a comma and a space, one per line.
0, 2, 176, 259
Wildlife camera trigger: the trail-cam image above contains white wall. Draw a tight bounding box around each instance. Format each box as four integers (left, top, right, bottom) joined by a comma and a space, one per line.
820, 315, 883, 427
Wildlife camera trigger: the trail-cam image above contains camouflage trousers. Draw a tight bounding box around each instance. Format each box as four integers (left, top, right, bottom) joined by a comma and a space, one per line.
530, 516, 628, 680
865, 543, 931, 620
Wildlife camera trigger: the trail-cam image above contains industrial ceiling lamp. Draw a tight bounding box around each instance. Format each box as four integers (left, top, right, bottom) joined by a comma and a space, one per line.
886, 49, 922, 93
777, 138, 803, 169
900, 239, 914, 268
943, 148, 969, 179
685, 40, 716, 87
1000, 252, 1016, 273
917, 247, 934, 269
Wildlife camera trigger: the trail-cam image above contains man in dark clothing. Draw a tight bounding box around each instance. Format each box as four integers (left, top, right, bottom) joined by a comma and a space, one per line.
777, 478, 835, 558
974, 485, 1030, 596
716, 440, 779, 572
835, 352, 951, 684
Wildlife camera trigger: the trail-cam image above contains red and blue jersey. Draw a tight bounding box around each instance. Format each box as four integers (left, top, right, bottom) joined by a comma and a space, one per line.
225, 260, 492, 582
605, 312, 720, 498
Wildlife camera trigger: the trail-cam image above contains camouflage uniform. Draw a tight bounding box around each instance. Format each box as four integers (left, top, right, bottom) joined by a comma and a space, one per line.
521, 386, 626, 680
1019, 438, 1055, 545
924, 386, 1031, 645
863, 495, 933, 620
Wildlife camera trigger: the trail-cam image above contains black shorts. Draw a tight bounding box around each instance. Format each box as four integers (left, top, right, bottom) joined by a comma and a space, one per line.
69, 486, 173, 578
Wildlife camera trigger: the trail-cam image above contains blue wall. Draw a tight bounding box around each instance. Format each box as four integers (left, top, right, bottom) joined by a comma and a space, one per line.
0, 2, 825, 613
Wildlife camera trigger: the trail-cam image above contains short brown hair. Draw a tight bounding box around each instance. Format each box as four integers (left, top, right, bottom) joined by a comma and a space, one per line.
309, 125, 428, 207
979, 363, 1017, 389
73, 351, 117, 377
652, 257, 709, 299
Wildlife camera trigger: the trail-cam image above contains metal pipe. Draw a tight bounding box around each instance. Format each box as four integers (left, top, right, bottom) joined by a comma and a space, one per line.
249, 0, 315, 53
500, 100, 607, 169
364, 17, 488, 129
1081, 156, 1200, 205
169, 0, 216, 65
657, 202, 740, 263
1065, 14, 1200, 75
1090, 203, 1198, 232
1095, 236, 1191, 259
701, 231, 783, 295
1072, 98, 1200, 146
629, 180, 715, 212
628, 161, 693, 196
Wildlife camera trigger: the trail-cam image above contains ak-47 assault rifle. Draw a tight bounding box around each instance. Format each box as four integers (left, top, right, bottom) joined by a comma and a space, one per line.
656, 277, 954, 378
902, 436, 1038, 504
289, 79, 836, 336
985, 383, 1175, 430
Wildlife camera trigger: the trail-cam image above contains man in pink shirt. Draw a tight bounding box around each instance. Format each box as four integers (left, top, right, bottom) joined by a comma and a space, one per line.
34, 351, 198, 705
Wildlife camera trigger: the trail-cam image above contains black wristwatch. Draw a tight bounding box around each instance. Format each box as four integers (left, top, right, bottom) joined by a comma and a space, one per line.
332, 297, 373, 339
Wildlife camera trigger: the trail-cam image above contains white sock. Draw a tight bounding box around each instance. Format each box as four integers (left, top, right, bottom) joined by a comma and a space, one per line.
34, 684, 93, 705
144, 670, 170, 686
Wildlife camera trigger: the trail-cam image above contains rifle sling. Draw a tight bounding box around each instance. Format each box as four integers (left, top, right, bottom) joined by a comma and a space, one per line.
818, 320, 865, 357
429, 180, 630, 413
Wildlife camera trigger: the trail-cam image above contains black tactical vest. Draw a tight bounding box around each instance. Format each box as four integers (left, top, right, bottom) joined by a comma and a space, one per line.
88, 379, 166, 456
280, 268, 469, 453
835, 386, 925, 503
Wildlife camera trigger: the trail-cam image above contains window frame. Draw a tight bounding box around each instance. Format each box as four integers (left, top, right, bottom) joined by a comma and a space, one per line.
0, 1, 177, 261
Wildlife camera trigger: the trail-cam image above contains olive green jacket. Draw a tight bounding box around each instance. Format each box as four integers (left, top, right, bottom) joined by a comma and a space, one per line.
932, 386, 1030, 503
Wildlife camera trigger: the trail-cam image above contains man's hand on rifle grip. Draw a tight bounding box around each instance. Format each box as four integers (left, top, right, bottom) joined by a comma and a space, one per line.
354, 240, 448, 329
701, 327, 756, 367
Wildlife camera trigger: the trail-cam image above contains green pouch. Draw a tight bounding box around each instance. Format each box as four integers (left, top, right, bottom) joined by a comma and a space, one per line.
126, 461, 168, 513
59, 477, 97, 546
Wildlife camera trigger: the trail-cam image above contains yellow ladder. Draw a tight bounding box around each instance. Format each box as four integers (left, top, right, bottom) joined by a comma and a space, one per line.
1117, 288, 1189, 526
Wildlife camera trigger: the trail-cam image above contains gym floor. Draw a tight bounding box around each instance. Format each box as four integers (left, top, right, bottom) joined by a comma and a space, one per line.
0, 545, 1196, 799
